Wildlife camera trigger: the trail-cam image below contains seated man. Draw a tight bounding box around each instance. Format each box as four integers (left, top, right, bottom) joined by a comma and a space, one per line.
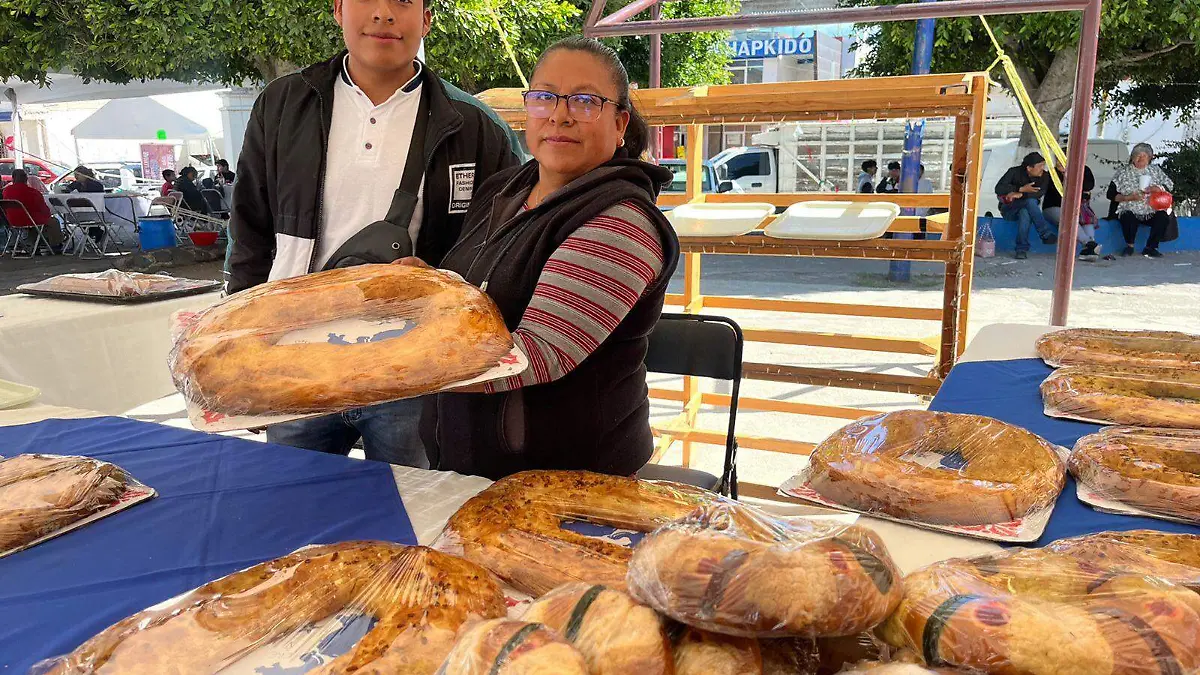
994, 152, 1056, 259
3, 169, 63, 254
173, 166, 210, 214
1043, 162, 1099, 260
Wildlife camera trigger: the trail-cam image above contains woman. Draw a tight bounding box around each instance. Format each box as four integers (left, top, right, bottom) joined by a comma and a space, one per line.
412, 36, 677, 479
1112, 143, 1173, 258
65, 166, 104, 193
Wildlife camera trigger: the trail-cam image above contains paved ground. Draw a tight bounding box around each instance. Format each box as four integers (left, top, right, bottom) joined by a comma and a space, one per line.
3, 245, 1196, 488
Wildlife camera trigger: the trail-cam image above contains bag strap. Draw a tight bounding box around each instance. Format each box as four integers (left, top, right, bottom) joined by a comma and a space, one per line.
382, 83, 432, 229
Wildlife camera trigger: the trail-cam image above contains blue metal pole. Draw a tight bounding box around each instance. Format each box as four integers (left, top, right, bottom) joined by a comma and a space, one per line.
888, 0, 936, 282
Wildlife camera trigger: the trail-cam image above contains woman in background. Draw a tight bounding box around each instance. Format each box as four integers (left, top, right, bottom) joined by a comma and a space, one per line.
1112, 142, 1173, 258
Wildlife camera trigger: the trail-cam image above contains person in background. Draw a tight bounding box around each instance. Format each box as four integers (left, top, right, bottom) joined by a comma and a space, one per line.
856, 160, 877, 193
994, 151, 1055, 260
1042, 161, 1099, 260
24, 170, 49, 195
3, 168, 63, 254
228, 0, 521, 467
913, 164, 934, 217
414, 37, 678, 479
160, 169, 176, 197
215, 159, 235, 184
173, 166, 210, 214
876, 161, 901, 194
1112, 142, 1173, 258
66, 166, 104, 193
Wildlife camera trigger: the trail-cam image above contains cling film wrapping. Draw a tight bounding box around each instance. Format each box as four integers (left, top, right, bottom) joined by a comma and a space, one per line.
1036, 327, 1200, 369
436, 618, 589, 674
0, 454, 154, 558
1041, 366, 1200, 428
17, 270, 217, 298
879, 530, 1200, 675
167, 264, 523, 428
798, 410, 1066, 528
1071, 426, 1200, 524
34, 542, 508, 674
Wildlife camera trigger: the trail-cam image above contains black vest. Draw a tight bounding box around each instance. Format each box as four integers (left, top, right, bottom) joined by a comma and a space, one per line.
421, 158, 679, 479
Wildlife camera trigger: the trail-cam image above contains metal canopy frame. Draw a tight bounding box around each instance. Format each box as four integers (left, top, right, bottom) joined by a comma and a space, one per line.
583, 0, 1104, 326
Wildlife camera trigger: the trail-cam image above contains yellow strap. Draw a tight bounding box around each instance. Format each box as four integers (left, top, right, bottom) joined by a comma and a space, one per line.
487, 3, 529, 89
979, 16, 1065, 195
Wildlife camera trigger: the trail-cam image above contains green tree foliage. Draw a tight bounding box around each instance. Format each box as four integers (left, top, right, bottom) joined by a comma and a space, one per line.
1161, 137, 1200, 214
851, 0, 1200, 145
0, 0, 735, 92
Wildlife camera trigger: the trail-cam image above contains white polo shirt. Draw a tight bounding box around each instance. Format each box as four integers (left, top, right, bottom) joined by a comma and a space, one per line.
314, 57, 426, 269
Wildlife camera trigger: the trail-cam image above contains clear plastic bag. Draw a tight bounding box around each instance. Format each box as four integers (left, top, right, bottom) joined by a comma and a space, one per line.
1041, 365, 1200, 428
627, 502, 903, 639
34, 542, 508, 674
0, 454, 150, 557
805, 410, 1066, 526
17, 269, 215, 298
879, 530, 1200, 675
438, 618, 589, 674
1071, 427, 1200, 523
1036, 327, 1200, 369
436, 470, 722, 598
168, 264, 516, 416
520, 583, 672, 674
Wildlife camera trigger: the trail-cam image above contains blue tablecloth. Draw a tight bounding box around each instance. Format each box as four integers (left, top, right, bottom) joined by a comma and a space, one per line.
928, 358, 1200, 545
0, 416, 416, 672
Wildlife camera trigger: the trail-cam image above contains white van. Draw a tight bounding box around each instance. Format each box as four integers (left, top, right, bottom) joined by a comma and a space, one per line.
976, 138, 1128, 217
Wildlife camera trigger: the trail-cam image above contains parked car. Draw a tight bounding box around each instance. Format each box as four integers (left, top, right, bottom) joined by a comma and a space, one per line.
0, 158, 61, 186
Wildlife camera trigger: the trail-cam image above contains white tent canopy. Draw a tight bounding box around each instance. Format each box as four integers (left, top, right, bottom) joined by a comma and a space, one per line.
71, 97, 209, 140
2, 72, 219, 106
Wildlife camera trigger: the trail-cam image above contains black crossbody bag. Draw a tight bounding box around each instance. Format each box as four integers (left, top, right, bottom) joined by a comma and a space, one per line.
322, 87, 430, 270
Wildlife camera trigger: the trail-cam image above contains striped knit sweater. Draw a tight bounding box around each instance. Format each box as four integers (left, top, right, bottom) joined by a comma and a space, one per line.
483, 199, 665, 393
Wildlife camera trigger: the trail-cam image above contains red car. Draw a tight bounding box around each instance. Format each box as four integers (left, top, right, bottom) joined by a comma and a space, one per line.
0, 158, 60, 186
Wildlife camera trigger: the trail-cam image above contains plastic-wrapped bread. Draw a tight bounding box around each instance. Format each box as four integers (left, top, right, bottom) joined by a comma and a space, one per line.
1041, 365, 1200, 428
807, 411, 1066, 526
520, 583, 672, 675
1070, 427, 1200, 522
37, 543, 507, 674
1036, 327, 1200, 369
437, 619, 588, 674
18, 270, 214, 298
880, 531, 1200, 675
673, 626, 763, 675
169, 264, 514, 415
627, 502, 902, 638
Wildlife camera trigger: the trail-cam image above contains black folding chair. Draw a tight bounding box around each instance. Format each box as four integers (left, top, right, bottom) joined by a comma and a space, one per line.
201, 189, 230, 218
636, 313, 744, 498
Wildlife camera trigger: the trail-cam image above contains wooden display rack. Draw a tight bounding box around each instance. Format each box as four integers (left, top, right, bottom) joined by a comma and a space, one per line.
479, 72, 989, 499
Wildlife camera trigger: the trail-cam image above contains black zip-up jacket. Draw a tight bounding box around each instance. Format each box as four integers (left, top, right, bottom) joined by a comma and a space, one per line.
1043, 165, 1095, 210
994, 165, 1049, 202
226, 53, 520, 294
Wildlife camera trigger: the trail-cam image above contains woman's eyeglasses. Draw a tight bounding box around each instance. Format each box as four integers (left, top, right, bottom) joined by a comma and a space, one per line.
522, 90, 621, 122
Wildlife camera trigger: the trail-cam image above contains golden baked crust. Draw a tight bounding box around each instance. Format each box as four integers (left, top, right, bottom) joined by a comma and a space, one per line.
42, 543, 507, 675
169, 264, 514, 415
439, 470, 720, 597
1041, 366, 1200, 428
1036, 328, 1200, 369
1071, 427, 1200, 522
0, 454, 130, 553
439, 619, 589, 674
672, 627, 762, 675
880, 531, 1200, 675
628, 505, 903, 638
807, 410, 1066, 525
25, 270, 203, 297
521, 583, 672, 675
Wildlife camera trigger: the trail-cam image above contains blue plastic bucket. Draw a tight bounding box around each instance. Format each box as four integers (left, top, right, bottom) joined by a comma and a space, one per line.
138, 216, 176, 251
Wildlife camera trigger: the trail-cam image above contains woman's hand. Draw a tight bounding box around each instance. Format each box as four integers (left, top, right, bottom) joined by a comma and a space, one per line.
391, 256, 432, 269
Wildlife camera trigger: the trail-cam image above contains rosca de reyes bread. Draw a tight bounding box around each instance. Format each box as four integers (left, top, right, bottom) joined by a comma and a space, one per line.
40, 543, 506, 674
806, 410, 1066, 525
1041, 365, 1200, 428
438, 619, 589, 674
1071, 427, 1200, 522
627, 503, 903, 638
880, 531, 1200, 675
1036, 327, 1200, 369
0, 454, 133, 553
169, 264, 513, 415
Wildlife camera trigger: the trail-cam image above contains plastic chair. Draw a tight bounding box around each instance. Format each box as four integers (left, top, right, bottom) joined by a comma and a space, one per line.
636, 313, 744, 498
66, 197, 122, 255
0, 199, 50, 258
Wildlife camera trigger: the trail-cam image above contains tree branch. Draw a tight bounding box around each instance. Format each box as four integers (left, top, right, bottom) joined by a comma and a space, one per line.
1098, 41, 1194, 70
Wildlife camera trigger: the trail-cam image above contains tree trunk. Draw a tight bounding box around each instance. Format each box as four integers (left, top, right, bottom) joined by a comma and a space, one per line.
1016, 45, 1078, 156
252, 56, 299, 84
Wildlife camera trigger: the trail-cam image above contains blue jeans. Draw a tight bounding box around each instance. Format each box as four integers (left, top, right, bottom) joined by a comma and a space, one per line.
1000, 197, 1055, 253
267, 398, 429, 468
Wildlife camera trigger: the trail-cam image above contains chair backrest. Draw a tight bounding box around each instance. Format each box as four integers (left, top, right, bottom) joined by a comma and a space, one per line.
0, 198, 36, 228
645, 313, 743, 382
201, 189, 227, 211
